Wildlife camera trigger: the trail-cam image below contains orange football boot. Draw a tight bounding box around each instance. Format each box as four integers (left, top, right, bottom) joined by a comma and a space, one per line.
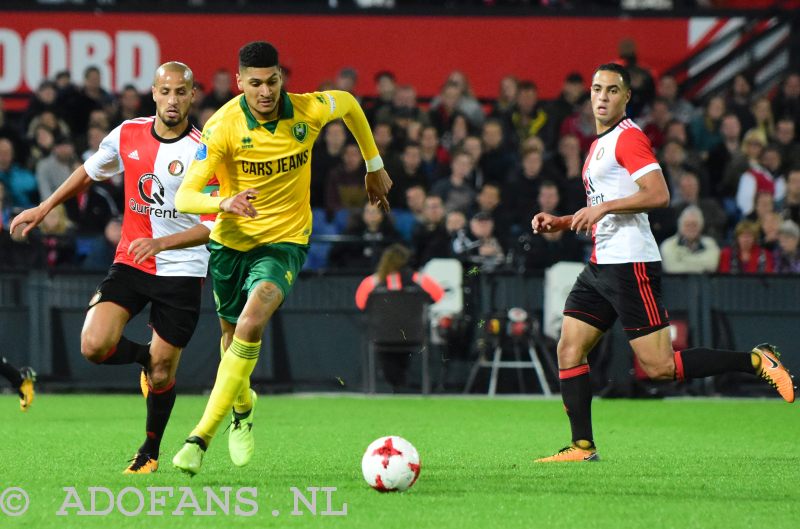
753, 344, 795, 403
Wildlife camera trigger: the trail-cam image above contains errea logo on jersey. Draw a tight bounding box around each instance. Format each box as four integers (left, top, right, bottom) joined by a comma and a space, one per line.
241, 136, 253, 149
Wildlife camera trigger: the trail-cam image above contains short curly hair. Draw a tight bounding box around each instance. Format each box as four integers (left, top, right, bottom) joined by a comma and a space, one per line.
239, 41, 279, 69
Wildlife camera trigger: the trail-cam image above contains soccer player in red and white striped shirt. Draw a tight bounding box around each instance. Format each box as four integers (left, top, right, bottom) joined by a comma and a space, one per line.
11, 62, 217, 473
531, 64, 795, 463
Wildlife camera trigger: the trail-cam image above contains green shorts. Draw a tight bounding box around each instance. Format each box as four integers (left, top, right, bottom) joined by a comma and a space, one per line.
208, 241, 308, 324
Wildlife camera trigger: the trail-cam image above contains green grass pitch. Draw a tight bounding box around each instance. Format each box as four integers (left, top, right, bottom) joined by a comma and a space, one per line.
0, 394, 798, 529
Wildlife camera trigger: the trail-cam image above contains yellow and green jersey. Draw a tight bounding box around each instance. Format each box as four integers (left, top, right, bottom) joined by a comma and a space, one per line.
175, 89, 379, 251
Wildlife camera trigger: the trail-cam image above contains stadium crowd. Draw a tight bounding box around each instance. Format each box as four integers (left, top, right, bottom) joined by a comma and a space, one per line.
1, 51, 800, 276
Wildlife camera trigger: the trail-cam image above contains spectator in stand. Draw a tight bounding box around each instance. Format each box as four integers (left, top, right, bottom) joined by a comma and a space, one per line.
310, 120, 347, 209
373, 122, 398, 162
772, 72, 800, 132
707, 113, 742, 197
640, 96, 672, 151
672, 170, 728, 243
746, 190, 777, 226
774, 118, 800, 171
489, 75, 519, 120
718, 219, 774, 274
547, 133, 585, 214
443, 71, 484, 130
431, 150, 476, 214
752, 97, 776, 142
773, 219, 800, 273
660, 140, 696, 203
505, 147, 552, 231
617, 37, 656, 118
387, 142, 427, 208
365, 71, 396, 125
33, 204, 77, 270
726, 73, 755, 133
655, 73, 695, 124
460, 135, 486, 188
419, 125, 449, 185
781, 167, 800, 225
328, 202, 400, 271
405, 185, 427, 225
760, 144, 785, 187
0, 138, 37, 209
202, 69, 235, 111
334, 67, 359, 96
510, 80, 553, 149
560, 98, 596, 154
442, 113, 472, 154
26, 110, 71, 150
325, 143, 368, 212
354, 243, 444, 392
549, 72, 588, 134
759, 211, 782, 253
660, 206, 720, 274
689, 95, 726, 155
36, 134, 76, 202
61, 66, 114, 137
411, 194, 451, 267
455, 212, 504, 271
82, 125, 107, 162
736, 130, 785, 217
375, 84, 430, 131
471, 182, 511, 248
110, 85, 142, 127
479, 119, 516, 184
27, 124, 55, 171
22, 80, 60, 133
429, 81, 463, 137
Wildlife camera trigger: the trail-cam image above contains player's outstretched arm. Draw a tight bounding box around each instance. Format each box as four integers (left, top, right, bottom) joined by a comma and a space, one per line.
127, 224, 212, 265
9, 164, 93, 239
531, 212, 573, 234
324, 90, 393, 210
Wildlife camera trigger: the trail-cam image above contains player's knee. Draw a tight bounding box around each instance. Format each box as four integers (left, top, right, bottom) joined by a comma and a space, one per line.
234, 316, 265, 343
556, 341, 586, 367
80, 334, 111, 363
639, 360, 674, 380
148, 358, 175, 388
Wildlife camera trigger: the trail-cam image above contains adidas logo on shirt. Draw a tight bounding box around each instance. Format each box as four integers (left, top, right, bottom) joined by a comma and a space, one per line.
128, 150, 140, 160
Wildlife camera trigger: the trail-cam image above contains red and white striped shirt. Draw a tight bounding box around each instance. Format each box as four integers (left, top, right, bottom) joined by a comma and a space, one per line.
84, 117, 215, 277
583, 118, 662, 264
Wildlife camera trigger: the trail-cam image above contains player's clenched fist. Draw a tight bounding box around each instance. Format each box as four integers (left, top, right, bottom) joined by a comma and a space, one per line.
531, 212, 559, 234
220, 188, 259, 218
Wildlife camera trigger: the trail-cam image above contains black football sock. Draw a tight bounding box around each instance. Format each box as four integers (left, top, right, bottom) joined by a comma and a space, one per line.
673, 348, 756, 381
139, 381, 176, 460
560, 364, 594, 446
98, 336, 151, 367
0, 357, 23, 389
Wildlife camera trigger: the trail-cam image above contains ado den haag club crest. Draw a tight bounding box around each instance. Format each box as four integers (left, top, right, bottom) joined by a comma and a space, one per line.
292, 122, 308, 143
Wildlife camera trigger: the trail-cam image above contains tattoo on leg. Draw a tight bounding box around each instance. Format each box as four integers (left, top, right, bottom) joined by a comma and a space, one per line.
255, 284, 283, 308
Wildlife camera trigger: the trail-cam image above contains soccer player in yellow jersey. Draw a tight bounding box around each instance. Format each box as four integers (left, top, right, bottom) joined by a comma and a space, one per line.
172, 41, 392, 475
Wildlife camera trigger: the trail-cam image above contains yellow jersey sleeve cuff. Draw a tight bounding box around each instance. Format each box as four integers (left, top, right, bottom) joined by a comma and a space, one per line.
365, 155, 384, 172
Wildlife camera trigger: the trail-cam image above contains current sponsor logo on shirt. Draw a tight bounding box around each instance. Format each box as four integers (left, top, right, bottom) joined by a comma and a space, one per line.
195, 143, 208, 161
129, 173, 178, 218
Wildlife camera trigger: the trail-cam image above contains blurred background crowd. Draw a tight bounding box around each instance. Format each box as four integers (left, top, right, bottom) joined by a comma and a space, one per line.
1, 36, 799, 276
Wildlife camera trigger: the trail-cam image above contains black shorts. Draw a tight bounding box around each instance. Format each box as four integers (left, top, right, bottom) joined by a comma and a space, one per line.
563, 261, 669, 339
89, 263, 203, 348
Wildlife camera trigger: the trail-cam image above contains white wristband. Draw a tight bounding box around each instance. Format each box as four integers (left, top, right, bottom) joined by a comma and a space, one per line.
365, 155, 384, 172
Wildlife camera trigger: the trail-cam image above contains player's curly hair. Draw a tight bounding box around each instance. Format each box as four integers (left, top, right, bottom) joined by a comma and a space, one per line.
239, 41, 279, 69
596, 63, 631, 89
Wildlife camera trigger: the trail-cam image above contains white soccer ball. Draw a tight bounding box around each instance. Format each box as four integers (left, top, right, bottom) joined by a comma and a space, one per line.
361, 436, 421, 492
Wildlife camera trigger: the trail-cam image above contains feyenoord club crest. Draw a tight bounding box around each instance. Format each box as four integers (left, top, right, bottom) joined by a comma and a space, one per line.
292, 122, 308, 143
168, 160, 184, 176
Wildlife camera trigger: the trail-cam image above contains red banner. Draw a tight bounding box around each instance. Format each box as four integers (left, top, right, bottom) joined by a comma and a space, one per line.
0, 12, 689, 100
